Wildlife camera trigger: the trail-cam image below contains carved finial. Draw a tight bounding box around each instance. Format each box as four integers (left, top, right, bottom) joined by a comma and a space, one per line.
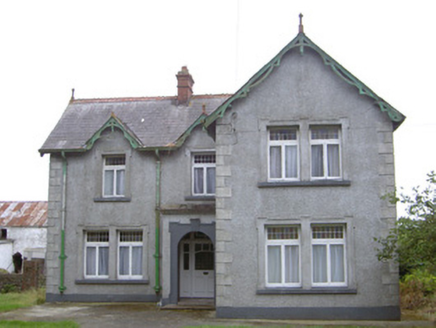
202, 103, 206, 115
71, 88, 75, 101
299, 13, 304, 33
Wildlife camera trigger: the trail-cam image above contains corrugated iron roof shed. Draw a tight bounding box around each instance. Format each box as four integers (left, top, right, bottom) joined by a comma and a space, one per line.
39, 94, 231, 153
0, 201, 47, 227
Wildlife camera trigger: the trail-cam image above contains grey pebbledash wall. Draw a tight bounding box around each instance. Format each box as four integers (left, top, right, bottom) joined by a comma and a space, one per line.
213, 48, 399, 320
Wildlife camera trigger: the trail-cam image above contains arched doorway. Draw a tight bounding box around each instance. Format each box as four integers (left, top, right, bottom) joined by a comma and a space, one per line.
179, 232, 214, 298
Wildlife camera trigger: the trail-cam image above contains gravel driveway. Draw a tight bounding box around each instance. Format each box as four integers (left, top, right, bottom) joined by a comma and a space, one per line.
0, 303, 434, 327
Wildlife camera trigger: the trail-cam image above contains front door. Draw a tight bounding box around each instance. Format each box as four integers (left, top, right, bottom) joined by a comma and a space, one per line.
179, 232, 214, 298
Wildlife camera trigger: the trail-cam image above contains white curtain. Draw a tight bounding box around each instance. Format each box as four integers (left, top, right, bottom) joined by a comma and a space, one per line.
132, 246, 143, 275
98, 246, 109, 276
119, 246, 129, 275
312, 245, 327, 283
206, 167, 216, 194
311, 145, 323, 177
194, 168, 204, 194
116, 169, 125, 195
267, 246, 281, 283
285, 245, 299, 283
104, 171, 114, 195
86, 247, 96, 275
285, 146, 298, 178
330, 245, 344, 282
270, 146, 281, 178
327, 145, 340, 177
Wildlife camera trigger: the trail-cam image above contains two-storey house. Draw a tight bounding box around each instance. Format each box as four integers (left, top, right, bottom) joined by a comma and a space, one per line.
40, 19, 405, 320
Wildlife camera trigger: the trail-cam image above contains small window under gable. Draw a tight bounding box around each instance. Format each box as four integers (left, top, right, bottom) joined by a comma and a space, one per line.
1, 229, 7, 240
103, 155, 126, 197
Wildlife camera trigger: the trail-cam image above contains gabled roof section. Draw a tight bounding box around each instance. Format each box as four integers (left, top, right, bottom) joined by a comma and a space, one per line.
84, 112, 143, 151
0, 201, 47, 227
39, 94, 231, 154
203, 31, 405, 130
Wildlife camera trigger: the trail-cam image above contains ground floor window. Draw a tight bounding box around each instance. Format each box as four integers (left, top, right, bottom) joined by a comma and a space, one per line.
263, 223, 347, 288
118, 230, 143, 279
311, 225, 346, 286
266, 226, 300, 286
85, 231, 109, 278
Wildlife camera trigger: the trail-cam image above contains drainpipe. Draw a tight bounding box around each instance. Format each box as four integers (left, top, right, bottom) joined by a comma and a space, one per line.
154, 150, 162, 294
59, 151, 68, 293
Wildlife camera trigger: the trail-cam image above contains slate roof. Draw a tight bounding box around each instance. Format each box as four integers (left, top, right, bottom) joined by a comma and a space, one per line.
0, 202, 47, 227
40, 94, 231, 153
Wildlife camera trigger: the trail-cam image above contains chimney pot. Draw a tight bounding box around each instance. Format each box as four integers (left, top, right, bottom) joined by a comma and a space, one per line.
176, 66, 194, 105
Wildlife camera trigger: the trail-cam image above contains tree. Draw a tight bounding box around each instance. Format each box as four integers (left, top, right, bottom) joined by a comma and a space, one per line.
375, 171, 436, 276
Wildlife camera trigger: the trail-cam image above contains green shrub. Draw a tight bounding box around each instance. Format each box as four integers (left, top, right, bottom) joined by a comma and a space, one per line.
1, 284, 18, 294
401, 269, 436, 309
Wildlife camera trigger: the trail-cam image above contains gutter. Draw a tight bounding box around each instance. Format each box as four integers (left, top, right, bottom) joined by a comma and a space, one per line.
59, 151, 68, 293
153, 150, 162, 294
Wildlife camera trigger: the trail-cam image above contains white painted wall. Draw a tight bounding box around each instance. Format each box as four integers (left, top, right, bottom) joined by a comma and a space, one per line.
0, 242, 13, 272
0, 227, 47, 273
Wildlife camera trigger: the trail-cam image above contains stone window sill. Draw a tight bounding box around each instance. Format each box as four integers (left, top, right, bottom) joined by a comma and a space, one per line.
258, 180, 351, 188
93, 197, 131, 202
75, 279, 148, 285
257, 288, 357, 295
184, 196, 215, 201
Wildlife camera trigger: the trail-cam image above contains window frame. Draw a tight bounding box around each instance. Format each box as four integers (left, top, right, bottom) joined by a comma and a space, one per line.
310, 126, 342, 180
117, 230, 144, 280
267, 127, 300, 182
311, 224, 347, 287
191, 152, 216, 196
84, 231, 109, 279
265, 226, 301, 287
103, 155, 126, 198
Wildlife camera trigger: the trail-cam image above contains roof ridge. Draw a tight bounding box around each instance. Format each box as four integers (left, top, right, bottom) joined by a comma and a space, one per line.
71, 93, 233, 104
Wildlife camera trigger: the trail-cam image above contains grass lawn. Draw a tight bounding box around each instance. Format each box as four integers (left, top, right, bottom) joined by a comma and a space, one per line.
0, 289, 79, 327
0, 321, 79, 328
0, 289, 45, 313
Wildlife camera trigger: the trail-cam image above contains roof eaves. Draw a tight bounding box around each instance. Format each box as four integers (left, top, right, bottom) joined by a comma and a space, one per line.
204, 32, 405, 130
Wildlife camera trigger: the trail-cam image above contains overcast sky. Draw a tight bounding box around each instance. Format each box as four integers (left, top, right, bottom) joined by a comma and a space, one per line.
1, 0, 435, 215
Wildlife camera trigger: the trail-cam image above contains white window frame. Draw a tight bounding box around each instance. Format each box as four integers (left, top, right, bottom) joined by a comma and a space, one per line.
84, 231, 109, 279
310, 126, 341, 179
192, 153, 216, 196
118, 230, 143, 279
311, 224, 347, 287
103, 155, 126, 197
265, 226, 301, 287
268, 127, 299, 181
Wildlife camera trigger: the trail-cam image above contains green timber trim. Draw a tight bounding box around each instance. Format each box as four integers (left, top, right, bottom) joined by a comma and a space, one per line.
203, 32, 405, 130
84, 113, 142, 150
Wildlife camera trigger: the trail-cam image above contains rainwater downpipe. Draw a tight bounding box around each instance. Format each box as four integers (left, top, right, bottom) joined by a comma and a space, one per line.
59, 151, 68, 293
154, 150, 162, 294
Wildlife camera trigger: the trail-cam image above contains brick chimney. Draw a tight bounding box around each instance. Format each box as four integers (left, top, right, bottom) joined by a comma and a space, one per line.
176, 66, 194, 105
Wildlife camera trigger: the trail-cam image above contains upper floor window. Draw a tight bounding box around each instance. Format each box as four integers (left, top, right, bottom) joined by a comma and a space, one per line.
268, 127, 299, 181
118, 231, 143, 279
103, 155, 125, 197
311, 225, 346, 286
192, 153, 215, 196
85, 231, 109, 278
266, 226, 300, 287
310, 126, 341, 179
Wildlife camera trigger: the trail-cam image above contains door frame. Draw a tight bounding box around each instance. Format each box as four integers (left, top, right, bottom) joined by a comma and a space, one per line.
168, 219, 215, 304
